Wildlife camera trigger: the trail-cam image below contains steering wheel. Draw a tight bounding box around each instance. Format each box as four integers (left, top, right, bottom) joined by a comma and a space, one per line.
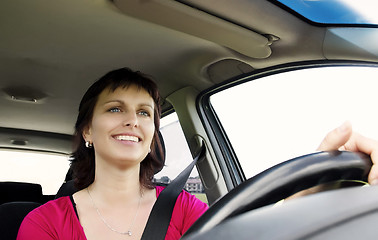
182, 151, 372, 238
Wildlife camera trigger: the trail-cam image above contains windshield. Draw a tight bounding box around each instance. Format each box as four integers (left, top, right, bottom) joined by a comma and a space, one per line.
210, 65, 378, 178
274, 0, 378, 25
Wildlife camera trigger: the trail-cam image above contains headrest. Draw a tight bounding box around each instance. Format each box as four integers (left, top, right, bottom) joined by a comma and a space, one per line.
55, 180, 77, 199
154, 130, 166, 174
0, 182, 43, 204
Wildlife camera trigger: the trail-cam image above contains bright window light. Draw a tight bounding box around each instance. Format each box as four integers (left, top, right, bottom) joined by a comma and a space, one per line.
0, 150, 70, 195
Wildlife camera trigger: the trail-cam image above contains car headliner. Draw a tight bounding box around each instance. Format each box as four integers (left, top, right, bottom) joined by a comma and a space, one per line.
1, 0, 377, 154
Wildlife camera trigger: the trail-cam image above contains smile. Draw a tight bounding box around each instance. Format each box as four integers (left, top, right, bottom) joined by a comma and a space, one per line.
114, 135, 140, 142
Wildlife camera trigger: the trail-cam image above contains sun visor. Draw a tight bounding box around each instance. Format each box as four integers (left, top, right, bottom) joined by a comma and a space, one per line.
206, 59, 254, 84
112, 0, 272, 59
324, 28, 378, 61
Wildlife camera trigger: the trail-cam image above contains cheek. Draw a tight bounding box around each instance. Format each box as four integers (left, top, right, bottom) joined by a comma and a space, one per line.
144, 123, 155, 143
90, 115, 117, 138
148, 125, 155, 140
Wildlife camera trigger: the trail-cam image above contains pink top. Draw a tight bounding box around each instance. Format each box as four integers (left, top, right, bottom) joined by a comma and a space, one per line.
17, 186, 208, 240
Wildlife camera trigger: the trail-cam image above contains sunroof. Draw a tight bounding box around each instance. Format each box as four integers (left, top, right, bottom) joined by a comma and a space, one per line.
275, 0, 378, 25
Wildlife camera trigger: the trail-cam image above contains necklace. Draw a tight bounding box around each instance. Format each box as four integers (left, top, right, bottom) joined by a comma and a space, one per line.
87, 187, 142, 236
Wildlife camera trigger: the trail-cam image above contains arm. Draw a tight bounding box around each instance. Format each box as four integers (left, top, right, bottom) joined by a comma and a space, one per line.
17, 213, 56, 240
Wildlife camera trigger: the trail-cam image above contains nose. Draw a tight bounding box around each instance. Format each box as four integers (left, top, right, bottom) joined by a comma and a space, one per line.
123, 112, 138, 127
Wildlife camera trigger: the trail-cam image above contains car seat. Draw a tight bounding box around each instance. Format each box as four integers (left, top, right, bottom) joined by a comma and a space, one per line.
0, 182, 44, 239
0, 182, 43, 204
0, 201, 41, 240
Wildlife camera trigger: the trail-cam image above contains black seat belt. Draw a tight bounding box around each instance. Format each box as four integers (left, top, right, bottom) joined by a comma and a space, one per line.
141, 144, 206, 240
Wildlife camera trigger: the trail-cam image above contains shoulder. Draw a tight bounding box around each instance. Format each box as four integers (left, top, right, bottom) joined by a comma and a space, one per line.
17, 197, 78, 239
155, 185, 208, 236
176, 189, 208, 217
25, 196, 72, 221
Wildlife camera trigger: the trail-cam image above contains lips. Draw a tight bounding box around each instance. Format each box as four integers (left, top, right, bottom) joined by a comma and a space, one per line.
113, 135, 140, 142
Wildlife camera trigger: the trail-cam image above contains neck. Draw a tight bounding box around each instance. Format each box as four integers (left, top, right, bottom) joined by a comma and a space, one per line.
90, 160, 143, 204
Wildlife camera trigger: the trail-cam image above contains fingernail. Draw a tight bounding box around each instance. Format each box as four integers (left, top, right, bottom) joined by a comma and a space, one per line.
337, 121, 349, 133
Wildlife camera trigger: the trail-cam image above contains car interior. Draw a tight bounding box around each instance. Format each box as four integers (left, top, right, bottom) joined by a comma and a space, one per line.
1, 0, 378, 239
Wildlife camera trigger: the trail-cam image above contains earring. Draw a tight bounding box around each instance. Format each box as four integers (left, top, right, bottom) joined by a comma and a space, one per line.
85, 141, 93, 148
148, 148, 151, 153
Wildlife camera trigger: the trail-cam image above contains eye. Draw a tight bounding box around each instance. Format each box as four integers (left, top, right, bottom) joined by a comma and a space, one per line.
108, 107, 121, 113
138, 110, 151, 117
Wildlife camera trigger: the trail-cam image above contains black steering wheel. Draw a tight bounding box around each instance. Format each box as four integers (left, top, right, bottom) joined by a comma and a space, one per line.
182, 151, 372, 238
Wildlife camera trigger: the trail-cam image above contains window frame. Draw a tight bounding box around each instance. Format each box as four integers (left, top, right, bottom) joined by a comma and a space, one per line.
197, 60, 378, 188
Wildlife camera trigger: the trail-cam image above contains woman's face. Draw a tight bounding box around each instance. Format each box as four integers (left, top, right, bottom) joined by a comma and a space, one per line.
83, 85, 155, 168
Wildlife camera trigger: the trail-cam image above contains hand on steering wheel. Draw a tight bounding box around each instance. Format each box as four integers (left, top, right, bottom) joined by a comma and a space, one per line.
318, 121, 378, 184
182, 150, 371, 238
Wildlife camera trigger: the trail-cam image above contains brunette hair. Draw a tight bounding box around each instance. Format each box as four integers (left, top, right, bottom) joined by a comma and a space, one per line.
70, 68, 163, 190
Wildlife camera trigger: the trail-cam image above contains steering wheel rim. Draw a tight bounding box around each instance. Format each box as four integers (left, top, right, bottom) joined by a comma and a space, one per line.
182, 151, 372, 238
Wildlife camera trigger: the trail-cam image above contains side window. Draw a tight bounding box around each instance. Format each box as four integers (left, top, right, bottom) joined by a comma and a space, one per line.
155, 112, 208, 203
0, 151, 70, 195
210, 66, 378, 179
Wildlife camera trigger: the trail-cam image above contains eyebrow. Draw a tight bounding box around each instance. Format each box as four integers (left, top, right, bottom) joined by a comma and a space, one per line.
104, 100, 154, 109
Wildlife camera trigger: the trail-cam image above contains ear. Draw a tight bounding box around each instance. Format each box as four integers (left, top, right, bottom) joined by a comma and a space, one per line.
82, 125, 92, 143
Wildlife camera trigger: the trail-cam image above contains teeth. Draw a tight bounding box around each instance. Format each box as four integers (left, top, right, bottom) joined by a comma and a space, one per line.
115, 135, 139, 142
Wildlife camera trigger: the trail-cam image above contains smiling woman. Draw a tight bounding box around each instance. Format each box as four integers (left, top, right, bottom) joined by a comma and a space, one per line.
16, 67, 208, 240
82, 85, 156, 174
3, 0, 378, 239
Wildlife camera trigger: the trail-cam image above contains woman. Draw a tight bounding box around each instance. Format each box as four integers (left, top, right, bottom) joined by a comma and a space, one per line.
17, 68, 208, 240
17, 68, 378, 240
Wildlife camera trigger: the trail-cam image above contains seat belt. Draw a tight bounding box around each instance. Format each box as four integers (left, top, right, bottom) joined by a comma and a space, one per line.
141, 144, 206, 240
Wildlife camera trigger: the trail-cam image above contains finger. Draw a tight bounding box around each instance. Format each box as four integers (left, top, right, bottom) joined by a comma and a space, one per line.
317, 121, 353, 151
368, 164, 378, 185
347, 132, 378, 155
341, 132, 378, 184
349, 133, 378, 184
